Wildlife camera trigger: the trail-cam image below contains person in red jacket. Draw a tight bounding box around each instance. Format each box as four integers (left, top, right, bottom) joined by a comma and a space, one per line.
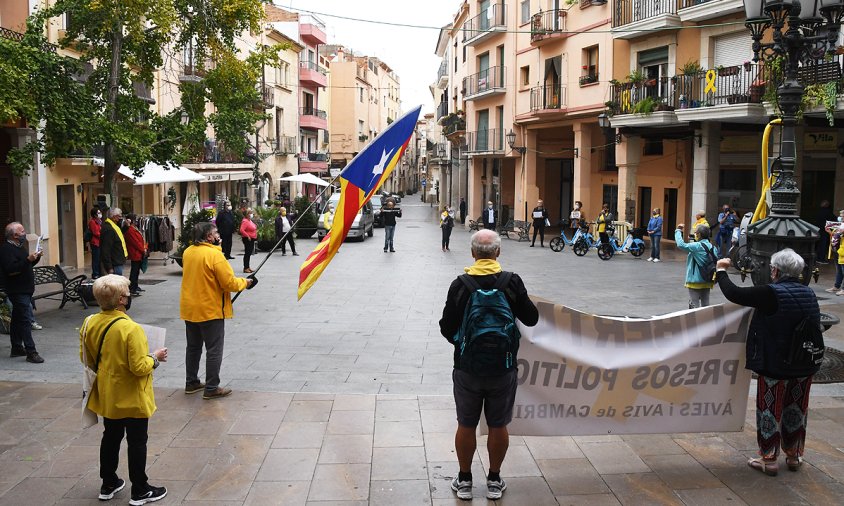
123, 214, 147, 296
239, 209, 257, 273
87, 208, 103, 279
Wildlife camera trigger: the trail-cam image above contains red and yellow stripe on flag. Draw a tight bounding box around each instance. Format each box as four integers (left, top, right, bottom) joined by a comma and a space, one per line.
297, 106, 421, 299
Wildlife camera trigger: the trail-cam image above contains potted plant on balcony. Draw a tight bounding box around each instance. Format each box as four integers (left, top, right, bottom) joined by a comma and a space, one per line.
680, 59, 702, 75
626, 69, 645, 86
632, 96, 659, 116
579, 74, 598, 86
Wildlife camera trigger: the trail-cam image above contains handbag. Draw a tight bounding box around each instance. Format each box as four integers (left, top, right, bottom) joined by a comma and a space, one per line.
80, 316, 125, 429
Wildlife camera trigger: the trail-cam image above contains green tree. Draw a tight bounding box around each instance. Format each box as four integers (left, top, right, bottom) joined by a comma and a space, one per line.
1, 0, 280, 198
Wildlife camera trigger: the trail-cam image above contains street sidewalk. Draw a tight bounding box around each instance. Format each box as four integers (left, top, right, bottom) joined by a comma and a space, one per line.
0, 201, 841, 504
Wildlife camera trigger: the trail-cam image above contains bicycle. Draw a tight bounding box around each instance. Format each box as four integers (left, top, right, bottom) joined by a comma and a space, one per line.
572, 222, 601, 256
596, 226, 646, 260
549, 219, 584, 252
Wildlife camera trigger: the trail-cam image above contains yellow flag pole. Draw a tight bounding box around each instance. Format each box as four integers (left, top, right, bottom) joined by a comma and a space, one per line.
751, 119, 782, 224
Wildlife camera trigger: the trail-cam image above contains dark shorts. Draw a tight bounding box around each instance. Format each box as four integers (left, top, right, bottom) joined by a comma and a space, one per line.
452, 368, 518, 428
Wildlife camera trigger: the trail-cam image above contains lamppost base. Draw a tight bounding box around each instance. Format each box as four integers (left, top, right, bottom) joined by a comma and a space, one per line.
747, 215, 819, 286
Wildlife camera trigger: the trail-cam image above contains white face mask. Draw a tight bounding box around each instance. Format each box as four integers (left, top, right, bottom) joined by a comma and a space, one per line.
488, 205, 493, 209
96, 212, 102, 218
249, 214, 254, 219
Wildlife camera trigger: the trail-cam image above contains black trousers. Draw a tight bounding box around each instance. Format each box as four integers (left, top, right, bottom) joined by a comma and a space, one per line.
278, 233, 296, 254
242, 237, 255, 269
101, 417, 149, 494
221, 232, 233, 257
129, 260, 142, 291
442, 227, 452, 249
532, 223, 546, 246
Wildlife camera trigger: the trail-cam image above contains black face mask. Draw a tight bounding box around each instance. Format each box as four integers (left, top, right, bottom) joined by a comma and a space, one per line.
123, 294, 132, 311
212, 238, 221, 246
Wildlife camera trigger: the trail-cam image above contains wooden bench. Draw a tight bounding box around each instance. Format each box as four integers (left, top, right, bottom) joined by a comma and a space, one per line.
500, 220, 531, 242
468, 217, 483, 231
30, 265, 88, 309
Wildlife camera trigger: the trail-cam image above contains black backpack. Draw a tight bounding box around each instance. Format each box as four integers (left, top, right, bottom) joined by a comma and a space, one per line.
784, 316, 825, 377
697, 243, 717, 282
455, 272, 520, 377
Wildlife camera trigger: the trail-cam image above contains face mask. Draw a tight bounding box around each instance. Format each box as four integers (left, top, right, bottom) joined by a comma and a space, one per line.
212, 238, 221, 246
17, 234, 26, 246
488, 205, 493, 209
839, 217, 843, 222
123, 294, 132, 311
249, 214, 254, 219
653, 212, 658, 216
96, 212, 102, 219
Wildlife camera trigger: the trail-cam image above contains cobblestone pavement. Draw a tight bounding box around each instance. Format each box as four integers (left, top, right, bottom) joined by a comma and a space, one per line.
0, 201, 842, 504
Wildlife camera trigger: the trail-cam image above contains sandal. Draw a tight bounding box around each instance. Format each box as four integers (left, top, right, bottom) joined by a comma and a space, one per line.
748, 457, 779, 476
786, 456, 803, 472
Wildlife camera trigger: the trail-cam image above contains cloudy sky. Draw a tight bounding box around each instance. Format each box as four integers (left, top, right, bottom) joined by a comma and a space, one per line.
279, 0, 457, 116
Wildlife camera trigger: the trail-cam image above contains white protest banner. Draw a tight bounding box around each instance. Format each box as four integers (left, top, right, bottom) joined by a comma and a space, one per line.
505, 301, 753, 436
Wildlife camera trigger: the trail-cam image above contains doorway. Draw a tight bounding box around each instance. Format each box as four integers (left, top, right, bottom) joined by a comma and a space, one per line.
800, 167, 835, 221
56, 184, 78, 267
663, 188, 678, 233
638, 187, 652, 229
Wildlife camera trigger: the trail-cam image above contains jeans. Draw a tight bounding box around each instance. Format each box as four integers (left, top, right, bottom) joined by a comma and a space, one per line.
129, 260, 142, 291
717, 230, 733, 258
101, 417, 150, 495
650, 234, 661, 259
384, 225, 396, 251
91, 245, 101, 278
185, 319, 225, 393
110, 264, 123, 276
242, 237, 255, 269
688, 288, 711, 308
8, 292, 36, 352
835, 263, 844, 288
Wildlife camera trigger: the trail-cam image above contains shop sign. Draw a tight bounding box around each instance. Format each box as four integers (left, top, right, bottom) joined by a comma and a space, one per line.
804, 132, 837, 151
206, 174, 227, 181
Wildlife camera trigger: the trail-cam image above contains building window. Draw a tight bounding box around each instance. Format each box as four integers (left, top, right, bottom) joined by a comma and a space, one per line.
602, 185, 618, 218
520, 65, 530, 87
276, 61, 289, 88
521, 0, 531, 24
637, 46, 669, 100
358, 120, 364, 136
580, 45, 599, 85
359, 87, 364, 102
643, 139, 663, 156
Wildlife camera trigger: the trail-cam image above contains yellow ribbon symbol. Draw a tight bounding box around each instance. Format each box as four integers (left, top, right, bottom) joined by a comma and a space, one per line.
704, 70, 717, 94
621, 89, 631, 111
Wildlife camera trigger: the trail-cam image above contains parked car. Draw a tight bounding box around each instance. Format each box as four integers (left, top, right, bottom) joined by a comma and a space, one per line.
317, 193, 374, 241
372, 197, 385, 227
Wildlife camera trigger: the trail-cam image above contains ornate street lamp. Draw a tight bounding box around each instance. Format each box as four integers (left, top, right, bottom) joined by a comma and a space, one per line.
506, 129, 526, 154
741, 0, 844, 285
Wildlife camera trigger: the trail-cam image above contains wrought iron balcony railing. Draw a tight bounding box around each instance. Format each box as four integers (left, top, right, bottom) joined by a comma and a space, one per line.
530, 9, 567, 42
612, 0, 679, 28
463, 66, 506, 98
436, 101, 449, 120
530, 84, 567, 111
465, 128, 505, 153
0, 26, 57, 53
276, 135, 296, 154
437, 60, 448, 82
300, 60, 327, 75
608, 77, 677, 115
300, 107, 327, 119
462, 2, 507, 43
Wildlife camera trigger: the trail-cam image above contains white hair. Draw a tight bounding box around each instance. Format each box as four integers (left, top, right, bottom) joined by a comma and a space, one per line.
770, 248, 804, 279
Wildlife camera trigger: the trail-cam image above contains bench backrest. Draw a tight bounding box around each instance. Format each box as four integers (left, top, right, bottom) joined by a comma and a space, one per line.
33, 266, 61, 286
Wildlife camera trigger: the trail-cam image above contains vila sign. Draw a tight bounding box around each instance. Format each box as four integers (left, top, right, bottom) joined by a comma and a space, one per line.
493, 301, 753, 436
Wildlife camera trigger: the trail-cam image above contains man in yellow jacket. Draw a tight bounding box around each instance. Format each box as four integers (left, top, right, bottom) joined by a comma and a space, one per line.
180, 222, 255, 400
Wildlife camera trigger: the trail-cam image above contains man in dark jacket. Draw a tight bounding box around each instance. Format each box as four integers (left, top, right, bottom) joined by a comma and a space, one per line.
100, 208, 127, 275
216, 202, 236, 260
715, 249, 819, 476
482, 200, 496, 230
381, 199, 402, 252
530, 199, 549, 247
0, 222, 44, 363
459, 197, 467, 224
439, 229, 538, 501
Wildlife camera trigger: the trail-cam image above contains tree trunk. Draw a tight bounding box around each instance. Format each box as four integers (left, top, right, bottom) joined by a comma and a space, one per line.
102, 22, 123, 202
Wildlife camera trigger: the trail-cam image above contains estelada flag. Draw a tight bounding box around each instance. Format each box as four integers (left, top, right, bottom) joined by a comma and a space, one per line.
298, 106, 422, 299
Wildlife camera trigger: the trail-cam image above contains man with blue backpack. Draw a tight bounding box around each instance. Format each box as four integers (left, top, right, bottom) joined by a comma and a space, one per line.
439, 229, 538, 501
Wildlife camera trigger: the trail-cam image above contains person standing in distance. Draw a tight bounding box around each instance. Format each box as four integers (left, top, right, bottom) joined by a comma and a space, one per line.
87, 208, 103, 279
717, 204, 738, 259
482, 201, 496, 230
459, 197, 467, 225
382, 199, 402, 252
100, 207, 127, 275
596, 203, 613, 245
530, 199, 548, 247
441, 206, 455, 252
216, 202, 235, 260
239, 208, 257, 273
647, 207, 663, 262
180, 223, 256, 400
0, 223, 44, 363
274, 207, 298, 256
675, 223, 718, 308
439, 229, 538, 501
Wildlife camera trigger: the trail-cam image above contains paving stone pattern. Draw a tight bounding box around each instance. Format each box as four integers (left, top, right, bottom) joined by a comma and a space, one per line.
0, 202, 842, 504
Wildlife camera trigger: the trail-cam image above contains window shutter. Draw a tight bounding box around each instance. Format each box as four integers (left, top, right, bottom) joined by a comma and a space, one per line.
714, 32, 753, 68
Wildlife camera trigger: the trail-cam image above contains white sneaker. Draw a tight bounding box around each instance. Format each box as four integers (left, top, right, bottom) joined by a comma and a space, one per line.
31, 322, 43, 330
826, 287, 839, 293
653, 258, 661, 263
836, 290, 844, 296
647, 257, 653, 262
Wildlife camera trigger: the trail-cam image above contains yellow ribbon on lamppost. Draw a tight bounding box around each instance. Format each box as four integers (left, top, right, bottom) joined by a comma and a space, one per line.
704, 69, 717, 94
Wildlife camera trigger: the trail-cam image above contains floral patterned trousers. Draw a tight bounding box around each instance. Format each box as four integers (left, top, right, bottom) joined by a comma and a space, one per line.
756, 375, 813, 460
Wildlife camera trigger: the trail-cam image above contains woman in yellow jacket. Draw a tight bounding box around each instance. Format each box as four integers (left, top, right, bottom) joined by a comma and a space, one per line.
80, 274, 168, 505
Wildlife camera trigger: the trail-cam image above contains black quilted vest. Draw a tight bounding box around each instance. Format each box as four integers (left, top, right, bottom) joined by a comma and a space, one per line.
746, 278, 820, 379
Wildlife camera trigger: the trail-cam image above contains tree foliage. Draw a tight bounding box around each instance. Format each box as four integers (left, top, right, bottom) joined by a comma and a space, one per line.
1, 0, 280, 195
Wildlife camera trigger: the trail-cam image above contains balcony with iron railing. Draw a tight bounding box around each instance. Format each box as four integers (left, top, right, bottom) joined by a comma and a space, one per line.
257, 83, 274, 109
607, 77, 680, 126
463, 66, 506, 100
437, 59, 449, 89
436, 101, 449, 120
133, 80, 155, 105
299, 151, 329, 172
465, 128, 505, 154
530, 84, 568, 112
530, 9, 569, 46
462, 3, 507, 46
678, 0, 744, 22
183, 140, 251, 165
0, 26, 57, 53
299, 60, 328, 88
612, 0, 681, 39
276, 135, 297, 155
299, 106, 328, 130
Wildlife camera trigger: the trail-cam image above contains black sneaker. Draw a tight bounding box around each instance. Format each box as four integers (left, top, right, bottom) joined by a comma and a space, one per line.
185, 381, 205, 394
129, 485, 167, 505
26, 352, 44, 364
10, 346, 26, 358
98, 478, 125, 500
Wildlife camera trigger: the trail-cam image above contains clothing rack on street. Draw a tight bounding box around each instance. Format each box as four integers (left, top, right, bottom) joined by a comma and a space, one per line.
137, 215, 176, 265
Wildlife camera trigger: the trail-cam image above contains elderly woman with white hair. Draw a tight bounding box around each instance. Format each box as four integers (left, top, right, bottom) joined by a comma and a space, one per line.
715, 249, 821, 477
80, 275, 168, 504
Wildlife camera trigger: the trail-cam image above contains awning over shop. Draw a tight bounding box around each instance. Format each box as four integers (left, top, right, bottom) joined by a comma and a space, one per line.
117, 162, 204, 185
199, 170, 254, 182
